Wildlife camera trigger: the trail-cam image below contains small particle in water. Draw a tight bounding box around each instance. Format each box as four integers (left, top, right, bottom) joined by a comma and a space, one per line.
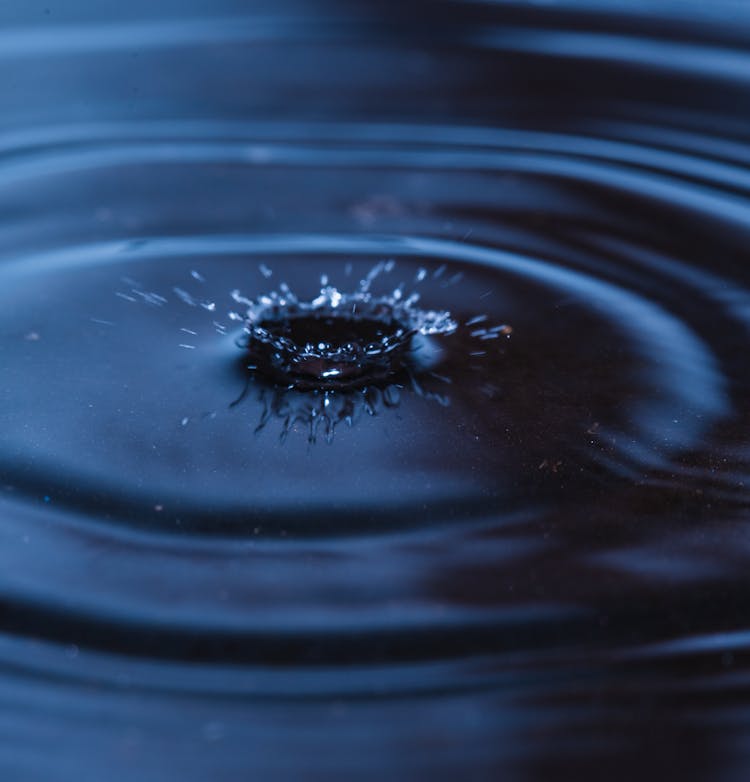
132, 289, 167, 307
492, 324, 513, 337
174, 285, 215, 312
178, 343, 196, 350
24, 331, 40, 341
174, 287, 196, 305
538, 459, 563, 473
115, 292, 137, 303
43, 495, 50, 503
191, 270, 206, 282
180, 328, 198, 335
181, 417, 189, 427
259, 263, 273, 279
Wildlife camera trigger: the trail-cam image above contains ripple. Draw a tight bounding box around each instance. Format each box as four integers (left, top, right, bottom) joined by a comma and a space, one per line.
2, 2, 750, 778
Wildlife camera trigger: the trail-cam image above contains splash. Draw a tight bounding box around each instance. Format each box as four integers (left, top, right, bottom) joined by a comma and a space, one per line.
225, 261, 462, 442
230, 260, 457, 391
123, 259, 510, 443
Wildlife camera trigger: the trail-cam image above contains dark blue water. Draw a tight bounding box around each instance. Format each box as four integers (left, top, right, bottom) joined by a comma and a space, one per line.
3, 1, 750, 779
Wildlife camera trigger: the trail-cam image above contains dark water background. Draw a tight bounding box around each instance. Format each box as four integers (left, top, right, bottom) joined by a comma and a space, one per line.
2, 0, 750, 779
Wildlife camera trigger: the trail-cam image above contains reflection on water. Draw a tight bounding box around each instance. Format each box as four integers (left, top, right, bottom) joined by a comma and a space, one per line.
2, 0, 750, 779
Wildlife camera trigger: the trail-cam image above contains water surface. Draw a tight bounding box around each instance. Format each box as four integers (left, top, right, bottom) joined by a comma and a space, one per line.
2, 1, 750, 779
